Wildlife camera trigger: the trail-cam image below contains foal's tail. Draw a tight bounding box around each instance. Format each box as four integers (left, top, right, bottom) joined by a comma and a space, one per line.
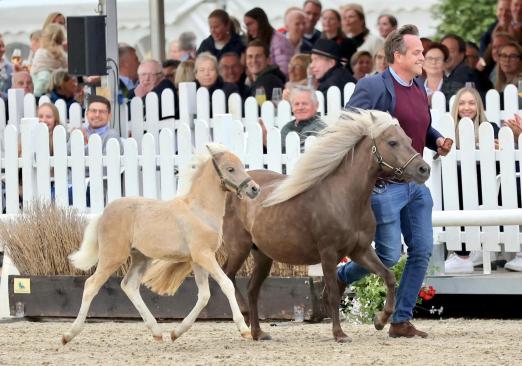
142, 260, 193, 296
69, 215, 101, 271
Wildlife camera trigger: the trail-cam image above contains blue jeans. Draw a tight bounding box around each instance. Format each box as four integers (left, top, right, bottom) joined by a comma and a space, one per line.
337, 182, 433, 323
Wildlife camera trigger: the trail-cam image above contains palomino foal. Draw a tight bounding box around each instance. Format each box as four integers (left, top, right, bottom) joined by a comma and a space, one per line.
62, 144, 260, 344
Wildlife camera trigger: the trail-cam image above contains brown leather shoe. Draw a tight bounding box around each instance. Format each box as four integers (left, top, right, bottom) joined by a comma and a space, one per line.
388, 321, 428, 338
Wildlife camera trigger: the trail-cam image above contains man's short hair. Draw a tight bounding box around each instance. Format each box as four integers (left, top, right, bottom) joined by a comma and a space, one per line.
246, 39, 270, 58
378, 14, 398, 28
384, 24, 419, 64
441, 34, 466, 54
118, 43, 136, 58
163, 59, 180, 68
303, 0, 322, 10
289, 85, 318, 105
178, 31, 197, 51
88, 95, 111, 113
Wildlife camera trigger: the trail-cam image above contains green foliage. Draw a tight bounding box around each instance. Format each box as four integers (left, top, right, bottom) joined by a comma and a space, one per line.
432, 0, 497, 44
341, 256, 407, 324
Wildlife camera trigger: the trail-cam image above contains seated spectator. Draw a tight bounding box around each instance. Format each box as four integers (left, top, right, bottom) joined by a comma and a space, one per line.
495, 41, 522, 92
283, 8, 313, 54
484, 32, 515, 86
244, 7, 294, 76
162, 59, 180, 85
465, 42, 480, 70
319, 9, 356, 65
168, 32, 197, 61
42, 12, 66, 29
197, 9, 245, 60
422, 42, 460, 105
479, 0, 511, 58
49, 69, 79, 114
444, 87, 500, 274
372, 47, 387, 74
421, 37, 433, 52
129, 60, 178, 119
441, 34, 485, 94
73, 95, 121, 154
118, 44, 140, 101
27, 30, 42, 66
245, 40, 286, 102
310, 39, 356, 101
174, 60, 195, 89
377, 14, 398, 39
259, 85, 326, 151
509, 0, 522, 46
12, 71, 34, 95
341, 4, 384, 56
303, 0, 322, 45
283, 53, 312, 100
218, 52, 248, 98
280, 85, 326, 150
350, 50, 373, 80
0, 34, 13, 99
31, 24, 67, 97
194, 52, 239, 99
37, 102, 62, 154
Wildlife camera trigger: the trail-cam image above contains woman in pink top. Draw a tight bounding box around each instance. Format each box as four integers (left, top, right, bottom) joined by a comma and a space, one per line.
244, 7, 293, 77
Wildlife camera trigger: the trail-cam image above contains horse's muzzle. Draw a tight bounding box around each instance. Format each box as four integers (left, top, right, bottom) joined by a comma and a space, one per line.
243, 182, 261, 199
412, 161, 431, 183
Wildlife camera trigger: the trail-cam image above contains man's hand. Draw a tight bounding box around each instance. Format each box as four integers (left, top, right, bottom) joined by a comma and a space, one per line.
435, 137, 453, 158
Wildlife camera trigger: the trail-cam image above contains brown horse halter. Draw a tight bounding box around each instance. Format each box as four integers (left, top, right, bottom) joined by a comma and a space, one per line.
371, 139, 420, 179
211, 157, 253, 197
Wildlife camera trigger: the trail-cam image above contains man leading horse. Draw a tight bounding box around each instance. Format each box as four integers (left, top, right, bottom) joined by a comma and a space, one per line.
337, 24, 453, 338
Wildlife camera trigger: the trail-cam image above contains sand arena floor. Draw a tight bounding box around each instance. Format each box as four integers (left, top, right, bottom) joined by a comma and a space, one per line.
0, 319, 519, 366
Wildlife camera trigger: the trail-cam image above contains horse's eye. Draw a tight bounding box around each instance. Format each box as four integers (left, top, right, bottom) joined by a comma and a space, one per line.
227, 167, 235, 173
388, 141, 398, 147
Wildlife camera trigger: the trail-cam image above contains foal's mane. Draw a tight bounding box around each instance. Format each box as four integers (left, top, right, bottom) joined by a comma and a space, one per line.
177, 143, 229, 197
263, 109, 399, 207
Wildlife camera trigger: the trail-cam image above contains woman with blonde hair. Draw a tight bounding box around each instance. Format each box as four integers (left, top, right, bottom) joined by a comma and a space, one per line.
174, 60, 195, 89
31, 24, 67, 96
42, 12, 66, 29
37, 102, 62, 154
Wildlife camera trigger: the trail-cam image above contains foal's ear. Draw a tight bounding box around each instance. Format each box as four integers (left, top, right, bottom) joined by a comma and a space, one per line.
206, 144, 216, 156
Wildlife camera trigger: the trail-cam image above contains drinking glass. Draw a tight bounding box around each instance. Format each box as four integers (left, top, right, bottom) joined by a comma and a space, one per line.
272, 87, 282, 107
11, 49, 22, 66
518, 80, 522, 98
255, 87, 266, 106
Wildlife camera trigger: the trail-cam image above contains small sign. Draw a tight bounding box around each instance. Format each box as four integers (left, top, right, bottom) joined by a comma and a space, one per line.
13, 278, 31, 294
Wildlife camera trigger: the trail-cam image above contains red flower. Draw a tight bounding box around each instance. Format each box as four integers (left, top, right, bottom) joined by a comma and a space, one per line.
418, 285, 436, 301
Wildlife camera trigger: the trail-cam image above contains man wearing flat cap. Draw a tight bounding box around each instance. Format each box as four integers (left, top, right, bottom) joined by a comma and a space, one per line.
310, 38, 356, 102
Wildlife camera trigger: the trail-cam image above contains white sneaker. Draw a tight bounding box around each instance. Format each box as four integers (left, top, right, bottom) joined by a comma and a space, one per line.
445, 253, 474, 274
504, 252, 522, 272
469, 251, 497, 267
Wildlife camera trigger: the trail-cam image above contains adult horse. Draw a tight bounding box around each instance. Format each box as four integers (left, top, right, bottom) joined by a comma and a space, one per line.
62, 144, 260, 345
221, 110, 431, 343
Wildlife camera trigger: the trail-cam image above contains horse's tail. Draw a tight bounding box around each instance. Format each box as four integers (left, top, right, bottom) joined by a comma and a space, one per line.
142, 260, 193, 296
69, 215, 101, 271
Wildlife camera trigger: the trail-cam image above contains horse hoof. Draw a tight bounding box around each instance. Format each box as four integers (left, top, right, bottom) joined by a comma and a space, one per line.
373, 315, 385, 331
153, 334, 163, 342
61, 334, 71, 345
171, 331, 179, 342
254, 331, 271, 341
241, 331, 252, 339
335, 335, 352, 343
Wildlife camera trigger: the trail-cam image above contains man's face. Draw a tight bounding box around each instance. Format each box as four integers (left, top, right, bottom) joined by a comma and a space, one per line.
441, 37, 463, 72
291, 91, 317, 122
246, 46, 268, 76
377, 16, 394, 39
87, 101, 111, 129
393, 34, 424, 78
465, 46, 480, 70
137, 62, 163, 93
512, 0, 522, 22
219, 55, 243, 83
303, 2, 321, 32
492, 35, 510, 62
286, 11, 306, 39
13, 73, 34, 95
121, 50, 140, 81
310, 54, 336, 80
0, 39, 5, 59
498, 0, 512, 26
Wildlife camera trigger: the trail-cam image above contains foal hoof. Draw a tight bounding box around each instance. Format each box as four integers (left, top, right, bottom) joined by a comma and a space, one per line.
334, 334, 352, 343
241, 331, 252, 339
61, 334, 71, 345
253, 331, 272, 341
153, 334, 163, 342
171, 331, 179, 342
373, 315, 385, 331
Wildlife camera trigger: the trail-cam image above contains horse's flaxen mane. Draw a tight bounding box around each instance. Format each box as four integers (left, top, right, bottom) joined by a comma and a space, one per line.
263, 109, 399, 207
177, 143, 229, 196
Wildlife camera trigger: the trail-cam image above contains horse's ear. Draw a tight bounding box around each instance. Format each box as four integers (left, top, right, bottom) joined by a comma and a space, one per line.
206, 144, 215, 156
369, 111, 377, 123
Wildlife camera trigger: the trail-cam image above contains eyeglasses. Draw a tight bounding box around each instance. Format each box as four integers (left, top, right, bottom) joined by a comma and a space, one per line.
138, 72, 162, 79
499, 53, 521, 61
88, 108, 109, 115
425, 56, 445, 64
